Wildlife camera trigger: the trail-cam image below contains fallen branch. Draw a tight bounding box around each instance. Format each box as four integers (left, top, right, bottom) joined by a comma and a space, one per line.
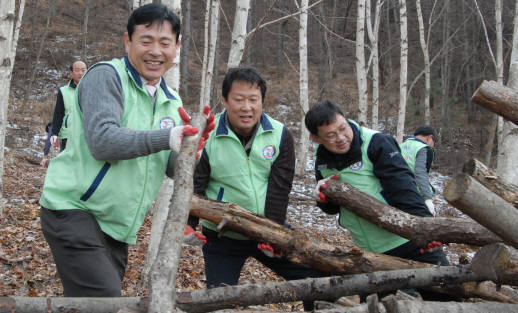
321, 180, 501, 247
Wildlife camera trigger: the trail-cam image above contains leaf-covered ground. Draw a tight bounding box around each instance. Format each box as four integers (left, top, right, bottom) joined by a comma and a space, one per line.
0, 149, 475, 310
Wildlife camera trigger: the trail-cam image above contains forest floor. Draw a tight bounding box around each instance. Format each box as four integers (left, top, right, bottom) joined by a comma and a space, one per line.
0, 143, 477, 310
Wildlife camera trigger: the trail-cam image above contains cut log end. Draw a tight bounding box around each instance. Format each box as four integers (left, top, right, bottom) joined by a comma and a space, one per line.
443, 174, 472, 203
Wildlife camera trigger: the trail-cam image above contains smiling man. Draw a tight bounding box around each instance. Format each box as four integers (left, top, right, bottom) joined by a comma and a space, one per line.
189, 67, 322, 311
38, 3, 211, 297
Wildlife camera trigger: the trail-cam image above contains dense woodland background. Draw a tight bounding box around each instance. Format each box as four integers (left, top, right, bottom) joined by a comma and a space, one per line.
7, 0, 517, 174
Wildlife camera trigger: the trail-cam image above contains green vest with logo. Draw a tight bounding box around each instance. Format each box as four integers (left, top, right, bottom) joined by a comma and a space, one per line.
202, 112, 284, 240
57, 82, 77, 139
400, 137, 434, 196
319, 120, 408, 253
39, 57, 183, 244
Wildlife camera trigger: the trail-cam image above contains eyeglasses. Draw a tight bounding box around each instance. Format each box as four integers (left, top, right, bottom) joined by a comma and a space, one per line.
321, 126, 349, 143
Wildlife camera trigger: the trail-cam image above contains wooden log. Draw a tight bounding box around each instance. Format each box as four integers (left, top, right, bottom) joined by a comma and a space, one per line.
321, 180, 501, 247
384, 299, 518, 313
462, 158, 518, 208
0, 297, 146, 313
471, 80, 518, 125
148, 115, 207, 313
190, 195, 432, 275
443, 174, 518, 250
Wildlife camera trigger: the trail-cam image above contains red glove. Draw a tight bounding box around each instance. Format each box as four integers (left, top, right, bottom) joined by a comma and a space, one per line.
178, 107, 191, 125
258, 243, 280, 258
419, 241, 443, 254
313, 174, 339, 203
202, 105, 216, 140
183, 225, 206, 245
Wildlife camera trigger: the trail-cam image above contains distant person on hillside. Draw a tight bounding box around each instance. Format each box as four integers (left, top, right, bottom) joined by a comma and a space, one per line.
39, 3, 214, 297
400, 126, 438, 217
305, 100, 448, 274
40, 122, 53, 167
188, 67, 322, 311
50, 60, 87, 151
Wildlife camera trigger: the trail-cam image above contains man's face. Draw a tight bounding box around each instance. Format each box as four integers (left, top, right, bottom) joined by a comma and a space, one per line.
223, 81, 263, 136
311, 114, 354, 154
70, 61, 87, 85
123, 21, 180, 85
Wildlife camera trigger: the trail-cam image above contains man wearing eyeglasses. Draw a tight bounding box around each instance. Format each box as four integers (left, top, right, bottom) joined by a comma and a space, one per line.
305, 100, 448, 273
400, 126, 438, 217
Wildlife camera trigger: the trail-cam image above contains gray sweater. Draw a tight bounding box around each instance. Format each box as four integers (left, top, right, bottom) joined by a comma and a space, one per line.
414, 148, 433, 200
78, 64, 176, 177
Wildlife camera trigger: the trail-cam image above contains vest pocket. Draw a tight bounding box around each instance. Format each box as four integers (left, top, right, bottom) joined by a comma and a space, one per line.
80, 162, 111, 201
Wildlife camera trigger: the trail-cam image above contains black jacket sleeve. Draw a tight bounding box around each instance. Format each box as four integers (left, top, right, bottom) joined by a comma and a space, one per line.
51, 90, 65, 136
368, 133, 432, 217
189, 149, 211, 228
264, 128, 295, 224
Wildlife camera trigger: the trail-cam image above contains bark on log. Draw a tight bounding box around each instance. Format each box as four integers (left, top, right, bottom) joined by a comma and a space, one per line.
471, 80, 518, 125
190, 195, 432, 275
443, 173, 518, 250
0, 297, 146, 313
321, 180, 501, 247
462, 158, 518, 208
147, 115, 207, 313
385, 299, 518, 313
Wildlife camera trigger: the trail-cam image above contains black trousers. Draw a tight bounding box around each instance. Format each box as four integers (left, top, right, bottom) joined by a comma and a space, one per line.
202, 227, 323, 310
40, 207, 128, 297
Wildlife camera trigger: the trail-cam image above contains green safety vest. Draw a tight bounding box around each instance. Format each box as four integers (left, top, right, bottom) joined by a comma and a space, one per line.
319, 120, 408, 253
39, 56, 183, 244
400, 137, 434, 196
202, 112, 284, 240
57, 81, 76, 139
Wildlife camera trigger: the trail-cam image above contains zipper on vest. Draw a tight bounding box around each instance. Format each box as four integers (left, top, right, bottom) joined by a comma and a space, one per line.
247, 157, 260, 214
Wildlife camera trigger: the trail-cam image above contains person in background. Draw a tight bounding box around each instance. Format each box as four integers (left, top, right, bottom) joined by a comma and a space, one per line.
400, 126, 438, 217
306, 100, 448, 272
188, 67, 322, 311
50, 60, 88, 151
41, 122, 53, 167
39, 3, 214, 297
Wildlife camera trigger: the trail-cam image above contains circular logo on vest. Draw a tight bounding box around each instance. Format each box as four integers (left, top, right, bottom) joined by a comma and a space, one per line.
160, 117, 175, 129
263, 145, 277, 160
349, 161, 363, 171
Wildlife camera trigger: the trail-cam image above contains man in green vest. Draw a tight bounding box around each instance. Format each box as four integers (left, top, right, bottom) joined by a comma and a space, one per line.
39, 3, 213, 297
400, 126, 437, 217
305, 100, 448, 270
189, 67, 322, 311
49, 60, 87, 151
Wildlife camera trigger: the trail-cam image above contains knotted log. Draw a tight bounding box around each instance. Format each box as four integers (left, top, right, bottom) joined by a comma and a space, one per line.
443, 174, 518, 250
462, 158, 518, 208
320, 180, 501, 247
471, 80, 518, 125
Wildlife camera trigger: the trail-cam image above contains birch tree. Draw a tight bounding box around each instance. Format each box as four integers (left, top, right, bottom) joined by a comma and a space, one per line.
416, 0, 431, 125
355, 0, 368, 126
295, 0, 309, 176
81, 0, 90, 61
497, 0, 518, 185
0, 0, 19, 214
227, 0, 250, 68
365, 0, 382, 129
132, 0, 152, 11
396, 0, 408, 143
199, 0, 220, 112
163, 0, 181, 90
180, 0, 190, 95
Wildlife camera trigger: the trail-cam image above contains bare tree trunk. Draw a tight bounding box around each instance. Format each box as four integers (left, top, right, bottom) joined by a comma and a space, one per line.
147, 115, 206, 313
10, 0, 24, 72
162, 0, 181, 91
295, 0, 310, 177
81, 0, 90, 61
180, 0, 190, 96
322, 180, 502, 247
199, 0, 219, 112
440, 0, 451, 133
0, 0, 16, 215
355, 0, 368, 126
396, 0, 408, 143
444, 173, 518, 250
416, 0, 431, 125
132, 0, 151, 11
495, 0, 504, 168
227, 0, 250, 68
366, 0, 382, 130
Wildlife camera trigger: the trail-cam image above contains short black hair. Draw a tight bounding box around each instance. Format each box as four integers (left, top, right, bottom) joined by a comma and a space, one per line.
305, 100, 345, 135
222, 67, 267, 101
127, 3, 181, 43
69, 61, 86, 71
414, 125, 438, 141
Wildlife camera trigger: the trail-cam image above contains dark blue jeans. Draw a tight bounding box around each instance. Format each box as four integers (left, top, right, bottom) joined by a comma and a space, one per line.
202, 227, 323, 310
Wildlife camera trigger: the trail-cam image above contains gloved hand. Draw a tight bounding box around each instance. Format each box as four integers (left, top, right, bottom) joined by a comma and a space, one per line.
169, 106, 198, 154
40, 156, 49, 168
425, 199, 436, 217
50, 136, 58, 149
419, 241, 442, 254
312, 174, 339, 203
183, 225, 206, 246
195, 106, 216, 159
258, 243, 280, 258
